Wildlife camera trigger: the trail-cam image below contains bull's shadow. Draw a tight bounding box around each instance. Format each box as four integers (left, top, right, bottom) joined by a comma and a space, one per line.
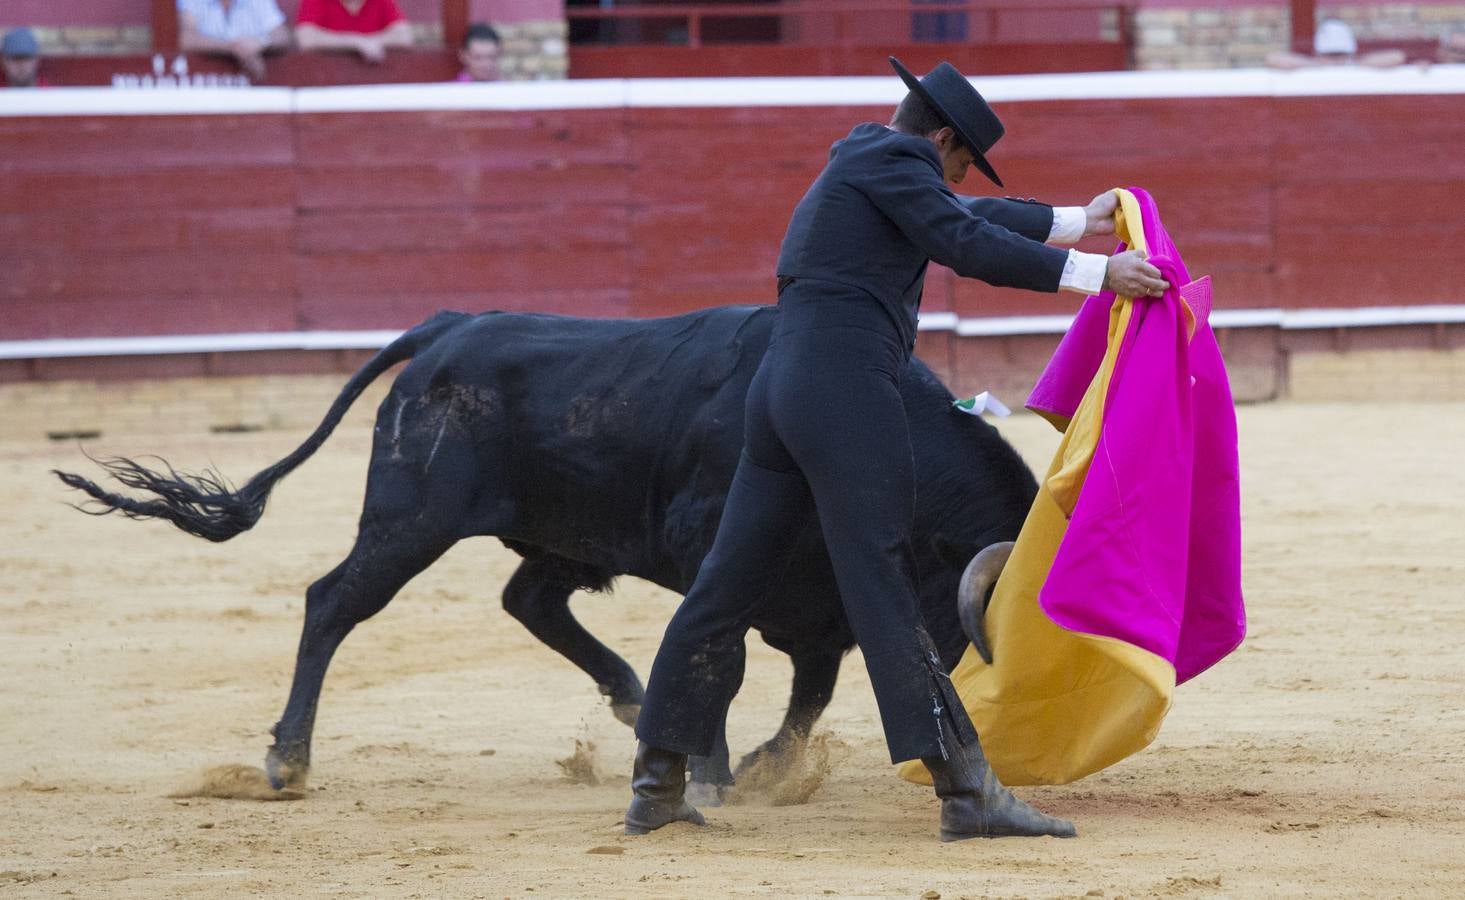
55, 306, 1036, 802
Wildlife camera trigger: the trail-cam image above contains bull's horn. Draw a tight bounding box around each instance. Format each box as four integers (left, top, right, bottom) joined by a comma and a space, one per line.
958, 541, 1014, 665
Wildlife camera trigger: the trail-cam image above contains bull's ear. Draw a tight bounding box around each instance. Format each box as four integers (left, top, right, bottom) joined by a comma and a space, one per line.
930, 535, 974, 569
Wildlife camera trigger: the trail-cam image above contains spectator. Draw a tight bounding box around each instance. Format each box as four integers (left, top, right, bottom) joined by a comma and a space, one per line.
456, 22, 501, 82
2, 27, 44, 89
178, 0, 291, 83
1440, 30, 1465, 64
295, 0, 414, 65
1267, 18, 1406, 69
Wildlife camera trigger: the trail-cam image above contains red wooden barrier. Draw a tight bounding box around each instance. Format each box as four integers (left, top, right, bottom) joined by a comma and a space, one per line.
151, 0, 180, 54
1, 89, 1462, 352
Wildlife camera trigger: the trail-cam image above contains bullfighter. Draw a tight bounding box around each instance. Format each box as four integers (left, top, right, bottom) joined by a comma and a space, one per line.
627, 57, 1169, 840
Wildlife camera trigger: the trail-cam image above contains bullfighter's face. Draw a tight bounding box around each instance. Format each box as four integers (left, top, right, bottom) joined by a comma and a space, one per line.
930, 127, 976, 185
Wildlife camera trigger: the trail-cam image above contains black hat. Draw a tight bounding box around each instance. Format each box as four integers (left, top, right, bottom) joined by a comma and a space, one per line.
889, 56, 1004, 187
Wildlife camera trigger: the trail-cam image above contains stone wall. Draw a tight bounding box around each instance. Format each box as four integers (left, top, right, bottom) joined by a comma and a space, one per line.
1135, 3, 1465, 69
492, 18, 569, 81
26, 25, 152, 57
1135, 5, 1288, 68
1322, 1, 1465, 40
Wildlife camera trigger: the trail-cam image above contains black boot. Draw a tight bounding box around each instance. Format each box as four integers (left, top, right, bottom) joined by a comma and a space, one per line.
923, 737, 1076, 841
625, 742, 707, 835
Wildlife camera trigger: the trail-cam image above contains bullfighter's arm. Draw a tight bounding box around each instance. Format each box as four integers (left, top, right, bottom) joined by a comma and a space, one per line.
858, 142, 1069, 292
955, 196, 1055, 243
959, 191, 1121, 247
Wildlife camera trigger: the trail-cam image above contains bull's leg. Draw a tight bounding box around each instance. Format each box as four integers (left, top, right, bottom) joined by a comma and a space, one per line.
734, 647, 842, 781
686, 726, 734, 807
501, 558, 644, 726
265, 519, 457, 791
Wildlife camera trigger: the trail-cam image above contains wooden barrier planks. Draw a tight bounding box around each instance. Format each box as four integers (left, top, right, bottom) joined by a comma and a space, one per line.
0, 112, 298, 340
292, 108, 633, 324
2, 87, 1462, 355
1272, 94, 1465, 309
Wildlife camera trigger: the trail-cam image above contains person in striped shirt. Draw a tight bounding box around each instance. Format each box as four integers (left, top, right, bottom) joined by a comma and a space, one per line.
178, 0, 290, 82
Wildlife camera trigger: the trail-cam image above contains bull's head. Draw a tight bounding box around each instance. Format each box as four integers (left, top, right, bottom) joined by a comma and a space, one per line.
957, 541, 1013, 665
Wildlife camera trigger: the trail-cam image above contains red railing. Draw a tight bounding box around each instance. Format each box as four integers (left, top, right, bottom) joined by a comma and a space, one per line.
566, 0, 1135, 52
1290, 0, 1315, 55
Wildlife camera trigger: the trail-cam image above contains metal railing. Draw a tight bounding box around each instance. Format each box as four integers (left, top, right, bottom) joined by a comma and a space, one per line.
566, 0, 1135, 50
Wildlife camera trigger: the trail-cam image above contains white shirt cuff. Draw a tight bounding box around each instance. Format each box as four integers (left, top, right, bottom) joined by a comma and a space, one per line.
1059, 250, 1108, 295
1046, 206, 1087, 245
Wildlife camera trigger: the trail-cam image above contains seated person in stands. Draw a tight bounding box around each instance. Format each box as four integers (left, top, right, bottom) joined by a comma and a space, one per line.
1267, 18, 1407, 69
1440, 30, 1465, 63
2, 28, 44, 89
295, 0, 414, 65
456, 22, 501, 82
178, 0, 291, 83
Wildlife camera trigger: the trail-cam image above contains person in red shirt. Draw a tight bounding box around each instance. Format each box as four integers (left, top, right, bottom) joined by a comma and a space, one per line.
295, 0, 414, 65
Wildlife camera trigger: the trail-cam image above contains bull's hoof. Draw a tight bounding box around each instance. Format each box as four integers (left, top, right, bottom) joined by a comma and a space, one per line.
265, 747, 310, 793
599, 677, 644, 728
734, 740, 797, 783
610, 703, 641, 728
684, 780, 725, 808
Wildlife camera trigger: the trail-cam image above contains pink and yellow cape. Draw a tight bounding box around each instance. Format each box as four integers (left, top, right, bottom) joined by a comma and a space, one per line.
901, 187, 1245, 787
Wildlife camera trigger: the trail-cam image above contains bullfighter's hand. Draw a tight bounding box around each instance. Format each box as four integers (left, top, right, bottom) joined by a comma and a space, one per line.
1082, 191, 1119, 237
1103, 249, 1169, 298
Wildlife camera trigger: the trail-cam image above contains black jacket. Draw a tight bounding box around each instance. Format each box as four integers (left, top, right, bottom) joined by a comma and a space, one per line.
776, 122, 1069, 349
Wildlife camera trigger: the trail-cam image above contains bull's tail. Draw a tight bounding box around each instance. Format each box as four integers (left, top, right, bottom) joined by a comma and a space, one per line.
53, 311, 469, 543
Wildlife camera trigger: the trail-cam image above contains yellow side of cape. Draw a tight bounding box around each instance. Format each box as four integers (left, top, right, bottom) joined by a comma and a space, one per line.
899, 189, 1176, 787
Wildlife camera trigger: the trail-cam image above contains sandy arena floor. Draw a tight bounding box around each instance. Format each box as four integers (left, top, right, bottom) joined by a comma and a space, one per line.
2, 400, 1463, 898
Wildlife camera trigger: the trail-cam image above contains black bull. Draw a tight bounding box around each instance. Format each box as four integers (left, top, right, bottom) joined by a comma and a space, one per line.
57, 306, 1038, 798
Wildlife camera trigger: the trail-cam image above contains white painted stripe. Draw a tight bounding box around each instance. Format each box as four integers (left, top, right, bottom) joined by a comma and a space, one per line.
936, 305, 1461, 336
0, 331, 405, 360
1280, 305, 1465, 329
1269, 64, 1465, 97
291, 79, 629, 113
953, 314, 1075, 336
9, 305, 1457, 361
915, 311, 957, 332
0, 86, 293, 117
625, 76, 902, 108
975, 69, 1276, 102
1213, 308, 1285, 328
6, 66, 1465, 118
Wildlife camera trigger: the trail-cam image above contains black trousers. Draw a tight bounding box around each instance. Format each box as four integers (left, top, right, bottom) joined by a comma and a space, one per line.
636, 281, 975, 764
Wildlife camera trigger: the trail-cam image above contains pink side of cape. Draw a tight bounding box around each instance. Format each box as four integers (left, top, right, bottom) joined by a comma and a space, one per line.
1026, 188, 1245, 684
